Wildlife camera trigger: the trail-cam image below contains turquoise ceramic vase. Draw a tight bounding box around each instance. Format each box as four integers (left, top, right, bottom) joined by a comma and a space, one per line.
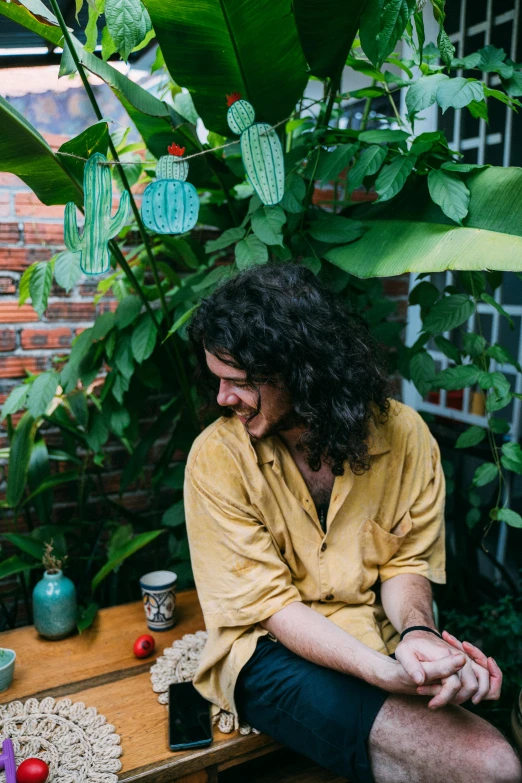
32, 569, 77, 640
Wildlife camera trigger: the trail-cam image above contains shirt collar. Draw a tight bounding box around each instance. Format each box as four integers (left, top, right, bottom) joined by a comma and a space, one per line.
252, 416, 390, 468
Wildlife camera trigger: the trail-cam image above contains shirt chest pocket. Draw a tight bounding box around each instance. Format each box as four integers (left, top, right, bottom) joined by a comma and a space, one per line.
362, 512, 413, 567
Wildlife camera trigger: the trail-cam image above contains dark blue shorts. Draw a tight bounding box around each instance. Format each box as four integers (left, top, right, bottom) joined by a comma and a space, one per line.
235, 636, 389, 783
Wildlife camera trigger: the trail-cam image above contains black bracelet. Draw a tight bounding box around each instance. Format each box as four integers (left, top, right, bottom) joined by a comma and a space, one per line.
400, 625, 443, 641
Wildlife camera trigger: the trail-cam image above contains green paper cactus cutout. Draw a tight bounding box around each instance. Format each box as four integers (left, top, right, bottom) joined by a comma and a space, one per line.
226, 92, 285, 206
141, 143, 199, 235
64, 152, 130, 276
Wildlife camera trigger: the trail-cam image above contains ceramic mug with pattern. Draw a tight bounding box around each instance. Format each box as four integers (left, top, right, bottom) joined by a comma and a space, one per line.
139, 570, 178, 631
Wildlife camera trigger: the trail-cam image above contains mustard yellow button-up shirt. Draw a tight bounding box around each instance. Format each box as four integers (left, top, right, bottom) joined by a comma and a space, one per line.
184, 400, 445, 716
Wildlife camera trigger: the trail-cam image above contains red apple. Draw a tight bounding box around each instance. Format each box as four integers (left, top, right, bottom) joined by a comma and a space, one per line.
16, 758, 49, 783
133, 634, 155, 658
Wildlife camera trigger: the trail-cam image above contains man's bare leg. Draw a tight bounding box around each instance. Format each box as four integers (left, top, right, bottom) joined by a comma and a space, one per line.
369, 695, 522, 783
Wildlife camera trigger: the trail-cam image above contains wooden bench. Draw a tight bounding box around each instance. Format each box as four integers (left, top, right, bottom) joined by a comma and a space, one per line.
0, 589, 347, 782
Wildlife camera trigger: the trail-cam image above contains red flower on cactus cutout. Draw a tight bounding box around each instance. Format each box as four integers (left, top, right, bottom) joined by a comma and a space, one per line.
167, 143, 186, 157
226, 92, 242, 107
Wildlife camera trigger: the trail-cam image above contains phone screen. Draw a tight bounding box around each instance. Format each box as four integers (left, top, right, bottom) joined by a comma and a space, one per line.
168, 682, 213, 751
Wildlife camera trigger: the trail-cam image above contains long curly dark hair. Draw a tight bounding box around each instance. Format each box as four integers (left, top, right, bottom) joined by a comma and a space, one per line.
187, 263, 391, 475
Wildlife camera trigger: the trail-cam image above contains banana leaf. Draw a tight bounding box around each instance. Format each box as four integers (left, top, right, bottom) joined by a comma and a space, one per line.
0, 95, 83, 206
142, 0, 308, 136
293, 0, 368, 81
326, 167, 522, 277
6, 412, 37, 508
0, 0, 63, 45
0, 2, 195, 159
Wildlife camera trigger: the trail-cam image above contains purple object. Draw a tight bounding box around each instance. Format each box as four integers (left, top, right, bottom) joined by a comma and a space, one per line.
0, 738, 16, 783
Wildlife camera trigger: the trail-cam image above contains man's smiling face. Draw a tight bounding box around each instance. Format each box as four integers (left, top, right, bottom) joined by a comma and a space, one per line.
205, 349, 296, 440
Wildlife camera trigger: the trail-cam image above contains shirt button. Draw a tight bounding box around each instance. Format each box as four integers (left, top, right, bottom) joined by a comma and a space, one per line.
325, 593, 334, 601
321, 542, 327, 552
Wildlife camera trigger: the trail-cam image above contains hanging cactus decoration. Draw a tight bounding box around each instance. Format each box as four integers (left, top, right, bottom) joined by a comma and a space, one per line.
141, 143, 200, 235
226, 92, 285, 206
64, 153, 130, 276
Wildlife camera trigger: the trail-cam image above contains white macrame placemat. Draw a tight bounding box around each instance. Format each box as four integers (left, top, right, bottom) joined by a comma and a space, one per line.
0, 697, 122, 783
149, 630, 258, 736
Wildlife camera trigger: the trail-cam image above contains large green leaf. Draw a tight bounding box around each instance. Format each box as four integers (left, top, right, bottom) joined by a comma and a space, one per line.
0, 0, 63, 46
6, 412, 36, 508
91, 529, 165, 591
0, 2, 200, 165
0, 556, 37, 580
27, 372, 60, 419
2, 533, 45, 561
326, 167, 522, 276
293, 0, 368, 80
0, 1, 181, 129
360, 0, 416, 67
27, 437, 52, 525
0, 95, 82, 206
142, 0, 308, 136
105, 0, 152, 61
58, 120, 109, 183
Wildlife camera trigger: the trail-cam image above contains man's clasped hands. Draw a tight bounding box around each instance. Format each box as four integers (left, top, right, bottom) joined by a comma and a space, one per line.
388, 629, 502, 709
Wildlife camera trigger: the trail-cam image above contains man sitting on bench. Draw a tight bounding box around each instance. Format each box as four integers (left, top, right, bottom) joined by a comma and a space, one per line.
184, 262, 521, 783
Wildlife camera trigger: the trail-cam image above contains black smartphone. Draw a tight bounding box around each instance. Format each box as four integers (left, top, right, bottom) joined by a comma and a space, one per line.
168, 682, 213, 751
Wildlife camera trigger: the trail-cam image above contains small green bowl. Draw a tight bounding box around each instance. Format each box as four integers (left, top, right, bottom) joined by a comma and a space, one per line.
0, 649, 16, 692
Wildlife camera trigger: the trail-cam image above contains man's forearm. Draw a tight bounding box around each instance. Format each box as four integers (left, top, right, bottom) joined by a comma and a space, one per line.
380, 573, 437, 634
261, 601, 394, 689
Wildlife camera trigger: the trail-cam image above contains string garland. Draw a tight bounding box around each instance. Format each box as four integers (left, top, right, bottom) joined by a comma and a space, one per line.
55, 97, 325, 167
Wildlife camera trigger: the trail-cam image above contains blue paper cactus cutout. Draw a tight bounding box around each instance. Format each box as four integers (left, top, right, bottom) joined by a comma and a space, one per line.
141, 143, 199, 235
226, 93, 285, 206
64, 152, 130, 276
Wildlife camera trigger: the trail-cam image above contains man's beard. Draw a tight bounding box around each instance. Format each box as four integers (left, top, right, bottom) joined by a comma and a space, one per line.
239, 408, 303, 440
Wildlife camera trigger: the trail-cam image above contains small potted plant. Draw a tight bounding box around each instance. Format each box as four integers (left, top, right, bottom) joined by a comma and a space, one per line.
32, 542, 77, 640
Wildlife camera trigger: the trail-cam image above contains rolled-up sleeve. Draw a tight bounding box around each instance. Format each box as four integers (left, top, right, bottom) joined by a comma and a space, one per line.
184, 458, 301, 629
378, 428, 446, 585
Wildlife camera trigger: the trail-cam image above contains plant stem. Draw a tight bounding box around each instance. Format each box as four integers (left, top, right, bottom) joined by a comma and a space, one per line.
108, 240, 161, 327
109, 240, 197, 427
303, 77, 341, 211
384, 82, 403, 126
360, 82, 376, 131
47, 0, 198, 429
206, 158, 240, 226
323, 81, 339, 130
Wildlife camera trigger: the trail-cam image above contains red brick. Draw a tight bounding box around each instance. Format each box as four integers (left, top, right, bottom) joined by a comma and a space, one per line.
21, 328, 72, 350
43, 133, 70, 150
78, 281, 98, 297
46, 301, 96, 321
118, 492, 150, 512
0, 303, 39, 323
383, 276, 409, 298
350, 189, 378, 203
0, 247, 52, 271
396, 300, 408, 319
0, 193, 11, 218
97, 300, 118, 314
23, 223, 64, 245
0, 330, 16, 352
0, 173, 22, 186
50, 282, 71, 298
15, 193, 64, 219
0, 278, 16, 294
0, 223, 21, 243
0, 356, 47, 378
312, 185, 335, 206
